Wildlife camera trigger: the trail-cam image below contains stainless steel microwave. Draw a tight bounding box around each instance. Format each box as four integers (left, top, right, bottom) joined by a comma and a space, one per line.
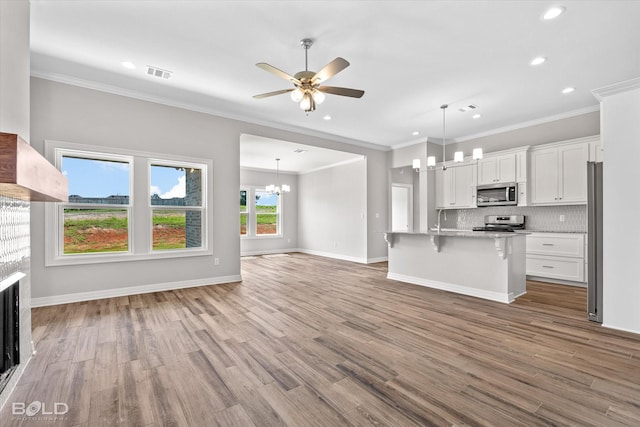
476, 183, 518, 207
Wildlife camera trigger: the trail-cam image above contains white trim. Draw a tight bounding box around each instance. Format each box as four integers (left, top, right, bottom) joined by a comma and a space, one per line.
528, 134, 600, 151
240, 166, 298, 175
44, 139, 212, 266
297, 248, 368, 264
31, 71, 390, 152
0, 272, 26, 293
0, 354, 33, 411
391, 139, 428, 150
386, 272, 520, 303
30, 274, 242, 307
592, 77, 640, 101
241, 249, 297, 257
455, 105, 601, 143
601, 322, 640, 336
366, 256, 388, 264
298, 156, 366, 175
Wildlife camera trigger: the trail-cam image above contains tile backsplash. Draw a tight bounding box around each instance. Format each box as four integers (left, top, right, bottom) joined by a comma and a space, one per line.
442, 204, 587, 232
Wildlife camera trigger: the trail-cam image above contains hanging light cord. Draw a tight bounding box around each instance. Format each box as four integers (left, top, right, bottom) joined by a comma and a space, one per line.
441, 104, 448, 171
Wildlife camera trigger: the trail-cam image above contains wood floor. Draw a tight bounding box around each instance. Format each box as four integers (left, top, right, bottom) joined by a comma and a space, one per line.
2, 253, 640, 426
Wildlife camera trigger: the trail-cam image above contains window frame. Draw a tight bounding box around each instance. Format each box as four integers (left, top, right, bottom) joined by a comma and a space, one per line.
148, 159, 206, 253
45, 140, 212, 266
240, 186, 283, 240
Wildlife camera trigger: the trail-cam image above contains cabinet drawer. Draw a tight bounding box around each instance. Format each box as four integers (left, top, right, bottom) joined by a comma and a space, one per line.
526, 233, 584, 258
526, 255, 585, 282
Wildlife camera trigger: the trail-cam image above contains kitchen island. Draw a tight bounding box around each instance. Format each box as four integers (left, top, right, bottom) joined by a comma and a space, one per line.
384, 230, 528, 303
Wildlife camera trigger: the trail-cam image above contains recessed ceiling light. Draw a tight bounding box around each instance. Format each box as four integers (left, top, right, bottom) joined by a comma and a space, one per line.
323, 115, 331, 121
530, 56, 547, 66
121, 61, 136, 69
412, 131, 420, 136
562, 87, 575, 94
543, 6, 565, 20
472, 114, 481, 119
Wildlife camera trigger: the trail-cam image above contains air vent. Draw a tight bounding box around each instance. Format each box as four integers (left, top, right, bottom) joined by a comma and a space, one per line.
458, 104, 479, 113
146, 65, 173, 79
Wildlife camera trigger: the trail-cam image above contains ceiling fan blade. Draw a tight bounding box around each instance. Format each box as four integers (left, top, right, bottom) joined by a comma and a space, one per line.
256, 63, 301, 85
253, 88, 295, 99
312, 57, 350, 83
317, 86, 365, 98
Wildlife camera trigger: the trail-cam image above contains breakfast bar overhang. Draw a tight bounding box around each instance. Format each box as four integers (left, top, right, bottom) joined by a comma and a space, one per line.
385, 231, 528, 303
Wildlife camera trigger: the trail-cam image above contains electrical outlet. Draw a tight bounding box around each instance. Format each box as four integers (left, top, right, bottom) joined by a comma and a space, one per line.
559, 215, 565, 222
214, 258, 220, 265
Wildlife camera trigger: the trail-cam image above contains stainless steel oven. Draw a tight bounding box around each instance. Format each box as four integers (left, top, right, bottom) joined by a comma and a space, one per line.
476, 183, 518, 207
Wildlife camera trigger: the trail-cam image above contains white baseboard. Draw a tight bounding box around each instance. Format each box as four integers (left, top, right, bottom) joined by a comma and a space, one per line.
387, 272, 513, 304
241, 248, 298, 257
30, 274, 242, 307
367, 256, 388, 264
297, 249, 369, 264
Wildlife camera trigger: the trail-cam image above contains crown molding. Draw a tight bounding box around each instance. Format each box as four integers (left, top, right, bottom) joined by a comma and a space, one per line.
454, 104, 600, 143
298, 156, 366, 175
592, 77, 640, 101
30, 70, 390, 153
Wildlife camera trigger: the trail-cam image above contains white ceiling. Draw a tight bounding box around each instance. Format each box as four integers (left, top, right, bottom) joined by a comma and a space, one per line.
240, 134, 363, 173
30, 1, 640, 166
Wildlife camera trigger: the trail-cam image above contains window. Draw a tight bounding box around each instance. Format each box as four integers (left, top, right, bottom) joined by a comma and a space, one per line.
45, 141, 211, 265
240, 187, 281, 238
240, 190, 248, 236
61, 154, 132, 255
150, 163, 204, 250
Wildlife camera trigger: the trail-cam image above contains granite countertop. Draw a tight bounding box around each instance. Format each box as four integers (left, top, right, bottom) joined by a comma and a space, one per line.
385, 229, 529, 238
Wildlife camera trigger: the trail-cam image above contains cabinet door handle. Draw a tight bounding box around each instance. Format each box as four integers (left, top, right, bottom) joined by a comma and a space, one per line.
542, 243, 554, 246
542, 265, 555, 268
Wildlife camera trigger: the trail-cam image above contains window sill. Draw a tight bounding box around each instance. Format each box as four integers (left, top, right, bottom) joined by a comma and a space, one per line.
241, 235, 283, 241
45, 247, 214, 267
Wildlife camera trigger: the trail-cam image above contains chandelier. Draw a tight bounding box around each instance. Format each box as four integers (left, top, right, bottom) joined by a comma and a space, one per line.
266, 158, 290, 195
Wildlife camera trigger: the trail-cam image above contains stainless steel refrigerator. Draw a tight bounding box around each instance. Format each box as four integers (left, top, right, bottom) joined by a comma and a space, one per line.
587, 161, 603, 323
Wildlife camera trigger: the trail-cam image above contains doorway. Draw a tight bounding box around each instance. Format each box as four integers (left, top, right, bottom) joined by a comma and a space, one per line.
391, 183, 413, 232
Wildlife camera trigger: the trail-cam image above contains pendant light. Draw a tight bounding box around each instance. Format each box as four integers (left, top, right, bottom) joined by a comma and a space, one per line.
417, 103, 483, 172
266, 158, 290, 195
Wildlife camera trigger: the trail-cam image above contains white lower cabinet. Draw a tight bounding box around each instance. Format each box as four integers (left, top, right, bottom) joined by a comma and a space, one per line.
526, 232, 586, 283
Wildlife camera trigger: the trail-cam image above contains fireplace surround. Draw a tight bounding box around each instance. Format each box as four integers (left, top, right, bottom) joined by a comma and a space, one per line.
0, 132, 67, 408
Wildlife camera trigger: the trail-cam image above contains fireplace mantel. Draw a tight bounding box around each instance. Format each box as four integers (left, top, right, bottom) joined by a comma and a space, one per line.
0, 133, 68, 202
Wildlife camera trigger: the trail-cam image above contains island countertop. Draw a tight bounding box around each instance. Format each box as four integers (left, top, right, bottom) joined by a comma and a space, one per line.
384, 229, 531, 238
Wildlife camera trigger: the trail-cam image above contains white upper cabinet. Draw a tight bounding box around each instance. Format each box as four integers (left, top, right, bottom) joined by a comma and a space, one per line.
477, 153, 516, 185
530, 139, 591, 205
435, 162, 477, 209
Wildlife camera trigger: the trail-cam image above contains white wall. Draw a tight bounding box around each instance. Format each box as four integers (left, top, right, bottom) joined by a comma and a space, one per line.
594, 78, 640, 334
298, 159, 368, 262
240, 168, 298, 255
0, 0, 30, 139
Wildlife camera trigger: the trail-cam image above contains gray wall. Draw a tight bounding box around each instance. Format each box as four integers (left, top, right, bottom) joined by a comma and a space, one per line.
240, 168, 298, 255
446, 110, 600, 157
30, 77, 390, 301
0, 0, 30, 140
298, 159, 368, 262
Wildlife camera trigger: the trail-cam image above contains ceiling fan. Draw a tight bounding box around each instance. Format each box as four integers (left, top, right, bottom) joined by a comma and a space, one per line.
253, 38, 365, 113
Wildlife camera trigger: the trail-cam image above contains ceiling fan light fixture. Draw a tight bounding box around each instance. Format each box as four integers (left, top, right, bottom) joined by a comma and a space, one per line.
299, 93, 314, 111
312, 90, 325, 104
291, 88, 304, 102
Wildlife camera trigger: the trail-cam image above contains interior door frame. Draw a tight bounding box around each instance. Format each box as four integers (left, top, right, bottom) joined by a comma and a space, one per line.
391, 183, 414, 232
